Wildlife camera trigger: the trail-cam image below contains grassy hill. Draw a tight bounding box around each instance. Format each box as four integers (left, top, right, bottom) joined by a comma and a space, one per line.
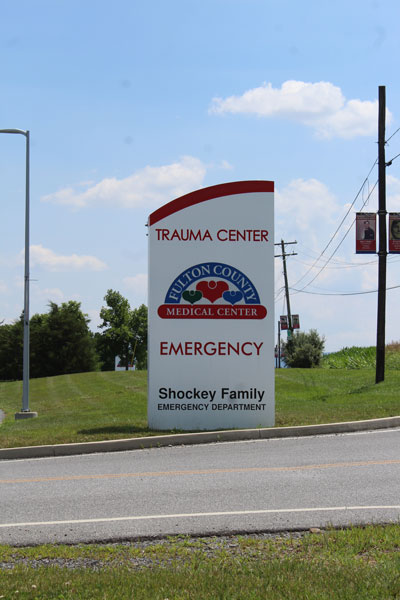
321, 342, 400, 369
0, 366, 399, 449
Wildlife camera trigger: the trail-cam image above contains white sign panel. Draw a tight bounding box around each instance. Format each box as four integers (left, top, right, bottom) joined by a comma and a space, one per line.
148, 181, 274, 430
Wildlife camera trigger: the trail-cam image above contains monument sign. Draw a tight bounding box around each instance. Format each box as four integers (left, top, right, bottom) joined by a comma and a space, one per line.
148, 181, 274, 430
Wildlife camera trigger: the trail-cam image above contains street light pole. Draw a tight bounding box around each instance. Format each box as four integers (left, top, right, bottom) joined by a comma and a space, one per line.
0, 129, 37, 418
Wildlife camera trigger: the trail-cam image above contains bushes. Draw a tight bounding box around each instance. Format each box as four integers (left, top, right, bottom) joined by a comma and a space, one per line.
321, 346, 376, 369
321, 343, 400, 369
284, 329, 325, 368
0, 302, 98, 381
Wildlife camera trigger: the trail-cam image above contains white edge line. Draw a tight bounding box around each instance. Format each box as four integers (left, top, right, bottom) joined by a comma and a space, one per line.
1, 506, 400, 528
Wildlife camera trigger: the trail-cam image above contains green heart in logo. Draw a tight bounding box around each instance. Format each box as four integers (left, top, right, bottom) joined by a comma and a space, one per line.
182, 290, 203, 304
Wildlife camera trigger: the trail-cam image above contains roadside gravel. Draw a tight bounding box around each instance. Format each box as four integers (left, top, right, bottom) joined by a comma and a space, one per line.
0, 530, 313, 571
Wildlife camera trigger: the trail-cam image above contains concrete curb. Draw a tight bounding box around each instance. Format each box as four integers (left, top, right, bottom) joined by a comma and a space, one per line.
0, 415, 399, 460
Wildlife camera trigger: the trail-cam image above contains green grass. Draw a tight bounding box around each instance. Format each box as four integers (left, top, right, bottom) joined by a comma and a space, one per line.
275, 368, 400, 426
0, 525, 399, 599
0, 368, 399, 449
321, 342, 400, 370
0, 371, 161, 449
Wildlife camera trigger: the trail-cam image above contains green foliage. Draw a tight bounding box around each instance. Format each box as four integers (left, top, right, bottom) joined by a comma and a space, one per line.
0, 320, 23, 380
0, 290, 149, 379
322, 346, 376, 369
97, 290, 147, 370
131, 304, 148, 370
36, 302, 98, 377
0, 302, 98, 381
322, 343, 400, 369
284, 329, 325, 368
99, 290, 133, 369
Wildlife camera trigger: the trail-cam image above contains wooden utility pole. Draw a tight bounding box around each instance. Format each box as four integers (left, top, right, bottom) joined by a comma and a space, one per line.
277, 320, 281, 368
281, 239, 293, 335
275, 240, 297, 338
376, 85, 387, 384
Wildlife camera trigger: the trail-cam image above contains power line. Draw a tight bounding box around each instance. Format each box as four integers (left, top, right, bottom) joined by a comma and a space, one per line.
296, 244, 377, 266
291, 256, 380, 270
386, 151, 400, 166
386, 126, 400, 144
291, 284, 400, 296
276, 127, 400, 304
293, 179, 379, 294
290, 159, 378, 290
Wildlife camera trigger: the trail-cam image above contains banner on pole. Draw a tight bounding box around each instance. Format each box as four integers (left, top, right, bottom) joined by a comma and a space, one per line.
148, 181, 275, 431
356, 213, 376, 254
292, 314, 300, 329
280, 315, 288, 330
389, 213, 400, 254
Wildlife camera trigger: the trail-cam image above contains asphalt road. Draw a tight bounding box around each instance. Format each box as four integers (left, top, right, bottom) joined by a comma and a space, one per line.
0, 428, 399, 546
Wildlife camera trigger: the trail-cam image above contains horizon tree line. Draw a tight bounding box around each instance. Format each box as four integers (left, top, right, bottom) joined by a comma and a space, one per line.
0, 290, 147, 381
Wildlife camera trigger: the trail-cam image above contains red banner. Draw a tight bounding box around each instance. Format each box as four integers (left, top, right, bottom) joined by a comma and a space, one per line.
389, 213, 400, 254
356, 213, 376, 254
280, 315, 288, 330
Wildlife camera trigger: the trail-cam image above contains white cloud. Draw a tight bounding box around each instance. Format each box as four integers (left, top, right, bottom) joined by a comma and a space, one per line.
123, 273, 148, 291
315, 99, 379, 139
32, 286, 65, 301
41, 156, 207, 209
0, 280, 8, 294
275, 178, 359, 298
123, 273, 148, 306
218, 159, 234, 170
29, 245, 107, 271
210, 80, 391, 139
211, 80, 344, 118
276, 178, 342, 246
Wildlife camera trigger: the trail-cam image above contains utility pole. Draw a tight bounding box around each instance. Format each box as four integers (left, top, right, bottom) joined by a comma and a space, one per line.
275, 240, 297, 338
277, 320, 281, 368
376, 86, 387, 384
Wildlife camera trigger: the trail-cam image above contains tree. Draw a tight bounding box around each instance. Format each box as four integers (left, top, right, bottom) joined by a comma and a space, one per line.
35, 301, 98, 377
99, 290, 134, 370
284, 329, 325, 368
0, 320, 23, 380
97, 291, 148, 371
0, 302, 98, 381
131, 304, 148, 370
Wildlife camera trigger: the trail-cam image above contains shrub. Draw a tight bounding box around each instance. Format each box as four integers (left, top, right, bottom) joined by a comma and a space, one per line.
284, 329, 325, 368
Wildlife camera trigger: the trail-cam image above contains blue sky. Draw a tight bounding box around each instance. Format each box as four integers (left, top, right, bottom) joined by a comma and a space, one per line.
1, 0, 400, 352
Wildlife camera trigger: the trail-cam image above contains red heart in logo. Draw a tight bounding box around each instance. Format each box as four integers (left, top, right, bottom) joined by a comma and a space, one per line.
196, 280, 229, 303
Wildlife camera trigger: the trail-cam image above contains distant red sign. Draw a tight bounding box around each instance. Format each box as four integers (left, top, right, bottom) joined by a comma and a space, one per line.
356, 213, 376, 254
389, 213, 400, 254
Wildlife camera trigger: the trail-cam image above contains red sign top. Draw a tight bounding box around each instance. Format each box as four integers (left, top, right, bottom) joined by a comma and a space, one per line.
149, 180, 274, 226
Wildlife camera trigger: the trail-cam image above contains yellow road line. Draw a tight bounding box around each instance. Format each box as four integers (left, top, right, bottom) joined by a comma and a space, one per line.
1, 459, 399, 485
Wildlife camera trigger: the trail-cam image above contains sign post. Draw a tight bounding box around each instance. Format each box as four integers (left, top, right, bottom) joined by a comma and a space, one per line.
148, 181, 275, 430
